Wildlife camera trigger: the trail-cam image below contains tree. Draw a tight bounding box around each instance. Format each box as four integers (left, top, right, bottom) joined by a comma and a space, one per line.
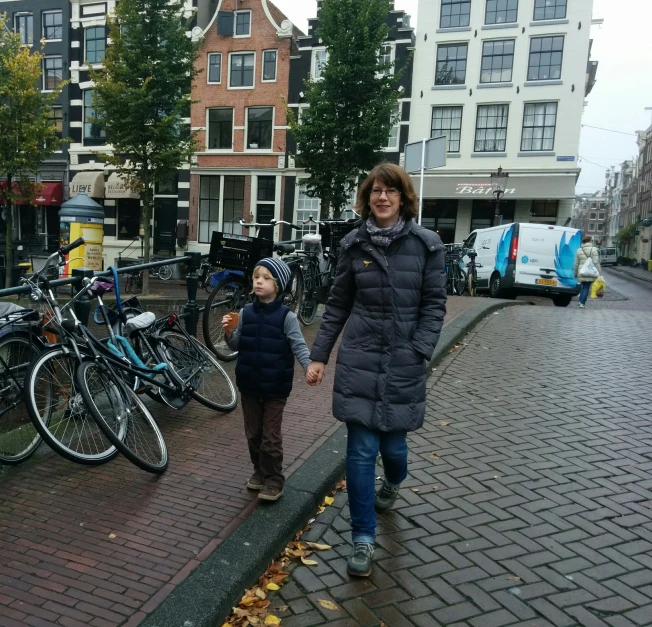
91, 0, 199, 292
0, 14, 66, 287
288, 0, 401, 218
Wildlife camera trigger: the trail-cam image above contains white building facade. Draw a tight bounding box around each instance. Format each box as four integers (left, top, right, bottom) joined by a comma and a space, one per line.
408, 0, 597, 243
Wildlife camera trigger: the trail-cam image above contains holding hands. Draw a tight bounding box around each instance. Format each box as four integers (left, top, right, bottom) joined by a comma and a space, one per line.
306, 361, 326, 386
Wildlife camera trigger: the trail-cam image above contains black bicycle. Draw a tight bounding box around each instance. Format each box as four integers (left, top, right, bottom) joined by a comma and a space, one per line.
445, 244, 467, 296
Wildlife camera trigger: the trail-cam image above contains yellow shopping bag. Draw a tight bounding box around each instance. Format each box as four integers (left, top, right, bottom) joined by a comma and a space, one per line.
591, 276, 606, 299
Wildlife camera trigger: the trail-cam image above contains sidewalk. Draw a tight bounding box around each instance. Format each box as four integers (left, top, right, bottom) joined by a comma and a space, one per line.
0, 296, 482, 627
606, 265, 652, 284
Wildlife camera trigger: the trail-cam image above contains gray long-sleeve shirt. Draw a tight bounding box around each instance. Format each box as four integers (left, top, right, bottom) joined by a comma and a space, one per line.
225, 308, 311, 371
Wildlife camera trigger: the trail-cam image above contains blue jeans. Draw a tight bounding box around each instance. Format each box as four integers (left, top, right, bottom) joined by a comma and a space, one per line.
346, 423, 408, 544
578, 282, 591, 305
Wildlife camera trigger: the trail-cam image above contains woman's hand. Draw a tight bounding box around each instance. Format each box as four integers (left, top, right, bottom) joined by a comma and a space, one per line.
306, 361, 326, 386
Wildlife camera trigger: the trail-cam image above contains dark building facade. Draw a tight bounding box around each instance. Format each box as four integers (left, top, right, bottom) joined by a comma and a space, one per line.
283, 0, 415, 237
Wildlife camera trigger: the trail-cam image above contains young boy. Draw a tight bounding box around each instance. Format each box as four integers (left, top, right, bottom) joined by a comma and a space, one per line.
222, 258, 311, 501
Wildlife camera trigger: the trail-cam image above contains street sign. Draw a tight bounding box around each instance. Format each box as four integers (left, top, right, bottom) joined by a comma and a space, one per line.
404, 136, 447, 225
556, 156, 575, 162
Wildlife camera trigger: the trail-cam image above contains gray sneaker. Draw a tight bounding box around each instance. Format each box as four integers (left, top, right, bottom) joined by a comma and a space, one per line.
347, 542, 374, 577
375, 480, 400, 512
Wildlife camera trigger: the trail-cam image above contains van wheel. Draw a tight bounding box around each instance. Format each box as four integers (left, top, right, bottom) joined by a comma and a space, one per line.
552, 295, 573, 307
489, 273, 504, 298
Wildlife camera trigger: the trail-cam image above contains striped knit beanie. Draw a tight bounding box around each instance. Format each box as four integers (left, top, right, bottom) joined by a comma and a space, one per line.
255, 258, 292, 292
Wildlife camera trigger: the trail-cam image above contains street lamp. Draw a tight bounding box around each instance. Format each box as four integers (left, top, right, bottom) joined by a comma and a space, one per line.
491, 167, 509, 226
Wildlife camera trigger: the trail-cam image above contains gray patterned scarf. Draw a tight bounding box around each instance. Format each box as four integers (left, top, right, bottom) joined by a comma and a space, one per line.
366, 215, 406, 249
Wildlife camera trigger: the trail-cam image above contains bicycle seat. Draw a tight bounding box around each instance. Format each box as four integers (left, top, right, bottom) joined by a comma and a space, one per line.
125, 312, 156, 334
275, 243, 295, 255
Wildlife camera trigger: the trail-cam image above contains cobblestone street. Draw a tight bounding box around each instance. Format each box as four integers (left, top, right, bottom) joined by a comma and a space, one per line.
271, 302, 652, 627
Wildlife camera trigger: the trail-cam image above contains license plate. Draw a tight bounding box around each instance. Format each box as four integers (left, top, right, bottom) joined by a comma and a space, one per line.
536, 279, 557, 286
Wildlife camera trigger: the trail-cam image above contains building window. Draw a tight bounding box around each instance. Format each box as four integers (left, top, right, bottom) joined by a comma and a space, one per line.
230, 52, 255, 88
43, 56, 63, 91
117, 199, 141, 240
85, 26, 106, 64
43, 11, 62, 40
533, 0, 567, 20
384, 104, 400, 150
589, 222, 595, 232
521, 102, 557, 151
435, 44, 467, 85
234, 10, 251, 37
480, 40, 515, 84
485, 0, 518, 24
474, 104, 509, 152
422, 199, 458, 243
296, 185, 320, 237
597, 223, 604, 232
207, 108, 233, 149
378, 44, 393, 77
247, 107, 273, 150
440, 0, 471, 28
15, 14, 33, 45
48, 106, 63, 140
223, 176, 245, 235
432, 106, 463, 153
84, 90, 106, 140
471, 199, 515, 230
527, 36, 564, 81
531, 199, 558, 218
262, 50, 277, 82
208, 53, 221, 83
589, 212, 597, 220
199, 176, 219, 243
256, 176, 276, 239
156, 172, 178, 195
598, 212, 605, 220
313, 49, 329, 80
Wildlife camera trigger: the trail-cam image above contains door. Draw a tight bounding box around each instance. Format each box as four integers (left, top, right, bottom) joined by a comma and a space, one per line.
154, 198, 177, 257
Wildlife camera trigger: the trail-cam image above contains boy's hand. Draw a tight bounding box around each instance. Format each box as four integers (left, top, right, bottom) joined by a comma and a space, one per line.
221, 315, 233, 339
306, 361, 326, 386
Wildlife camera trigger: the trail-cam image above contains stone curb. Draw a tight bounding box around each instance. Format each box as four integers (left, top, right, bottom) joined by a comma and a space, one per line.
141, 298, 526, 627
607, 267, 652, 285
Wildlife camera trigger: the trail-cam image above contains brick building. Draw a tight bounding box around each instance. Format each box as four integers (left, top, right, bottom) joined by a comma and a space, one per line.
188, 0, 301, 251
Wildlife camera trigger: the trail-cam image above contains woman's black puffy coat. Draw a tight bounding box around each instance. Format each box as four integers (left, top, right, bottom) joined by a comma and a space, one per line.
310, 219, 447, 432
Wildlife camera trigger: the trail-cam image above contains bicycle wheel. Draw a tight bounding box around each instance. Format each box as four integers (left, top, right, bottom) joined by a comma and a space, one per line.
282, 265, 303, 315
0, 334, 42, 464
157, 331, 237, 412
26, 346, 119, 465
75, 360, 168, 473
455, 267, 467, 296
298, 261, 319, 326
158, 265, 173, 281
124, 275, 133, 294
468, 268, 477, 297
202, 275, 250, 361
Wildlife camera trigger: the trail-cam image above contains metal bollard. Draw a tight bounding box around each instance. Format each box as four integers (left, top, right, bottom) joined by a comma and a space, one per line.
71, 267, 95, 327
183, 252, 203, 336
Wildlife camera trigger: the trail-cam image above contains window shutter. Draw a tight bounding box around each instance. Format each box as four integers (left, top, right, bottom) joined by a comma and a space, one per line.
217, 11, 234, 36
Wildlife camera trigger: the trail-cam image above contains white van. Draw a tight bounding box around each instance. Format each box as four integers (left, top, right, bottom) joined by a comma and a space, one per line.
599, 247, 618, 267
463, 223, 582, 306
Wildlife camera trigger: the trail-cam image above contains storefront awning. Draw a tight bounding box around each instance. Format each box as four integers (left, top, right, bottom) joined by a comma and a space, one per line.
69, 171, 105, 198
105, 173, 140, 199
413, 174, 578, 200
0, 180, 63, 205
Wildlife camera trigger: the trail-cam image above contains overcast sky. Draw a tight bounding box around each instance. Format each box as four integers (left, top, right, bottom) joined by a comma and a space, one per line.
272, 0, 652, 196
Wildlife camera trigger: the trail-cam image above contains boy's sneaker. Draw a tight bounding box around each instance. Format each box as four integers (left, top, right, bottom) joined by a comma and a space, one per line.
347, 543, 374, 577
258, 485, 283, 501
247, 472, 265, 491
375, 480, 400, 512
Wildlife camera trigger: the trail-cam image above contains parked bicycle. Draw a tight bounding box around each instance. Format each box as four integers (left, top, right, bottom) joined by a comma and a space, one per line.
124, 262, 173, 294
445, 244, 467, 296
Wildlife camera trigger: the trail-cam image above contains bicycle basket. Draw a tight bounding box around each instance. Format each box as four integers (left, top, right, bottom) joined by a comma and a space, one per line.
208, 232, 273, 272
322, 220, 361, 250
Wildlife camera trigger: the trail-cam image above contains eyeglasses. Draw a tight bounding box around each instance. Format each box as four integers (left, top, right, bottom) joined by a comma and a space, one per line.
370, 188, 401, 198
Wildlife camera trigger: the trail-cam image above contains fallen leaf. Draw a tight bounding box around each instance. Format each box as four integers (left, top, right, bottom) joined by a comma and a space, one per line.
272, 573, 289, 585
239, 596, 257, 607
336, 479, 347, 490
306, 542, 332, 551
301, 557, 318, 566
430, 453, 439, 460
294, 541, 307, 550
507, 575, 521, 582
317, 599, 339, 611
324, 496, 334, 506
440, 421, 450, 426
254, 588, 266, 600
108, 533, 116, 539
410, 488, 420, 493
264, 616, 281, 625
274, 606, 289, 613
266, 583, 280, 591
316, 506, 325, 514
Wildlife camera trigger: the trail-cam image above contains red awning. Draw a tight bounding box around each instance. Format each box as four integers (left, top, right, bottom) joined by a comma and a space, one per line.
0, 181, 63, 206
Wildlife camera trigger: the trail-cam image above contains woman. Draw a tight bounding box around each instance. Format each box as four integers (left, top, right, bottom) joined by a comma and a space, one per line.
574, 235, 602, 308
306, 163, 447, 577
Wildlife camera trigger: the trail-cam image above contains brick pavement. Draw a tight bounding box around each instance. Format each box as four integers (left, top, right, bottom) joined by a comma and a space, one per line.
266, 305, 652, 627
0, 295, 476, 626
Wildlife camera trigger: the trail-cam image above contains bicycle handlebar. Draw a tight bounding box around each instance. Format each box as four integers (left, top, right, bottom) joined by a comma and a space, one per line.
60, 237, 85, 256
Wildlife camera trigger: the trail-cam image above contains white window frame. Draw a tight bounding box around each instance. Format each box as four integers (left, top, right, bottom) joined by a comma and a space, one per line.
245, 106, 275, 152
233, 10, 252, 38
261, 49, 278, 83
205, 107, 234, 152
588, 222, 595, 232
228, 51, 256, 90
378, 43, 395, 77
383, 103, 401, 151
295, 182, 320, 237
42, 10, 63, 42
312, 48, 329, 81
207, 52, 222, 84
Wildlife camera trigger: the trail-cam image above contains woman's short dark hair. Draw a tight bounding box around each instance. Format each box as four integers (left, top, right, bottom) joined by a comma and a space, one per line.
582, 235, 592, 244
355, 163, 418, 220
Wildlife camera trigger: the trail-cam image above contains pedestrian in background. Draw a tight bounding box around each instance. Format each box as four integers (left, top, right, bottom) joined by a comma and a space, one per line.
222, 258, 311, 502
306, 163, 447, 577
574, 235, 602, 309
